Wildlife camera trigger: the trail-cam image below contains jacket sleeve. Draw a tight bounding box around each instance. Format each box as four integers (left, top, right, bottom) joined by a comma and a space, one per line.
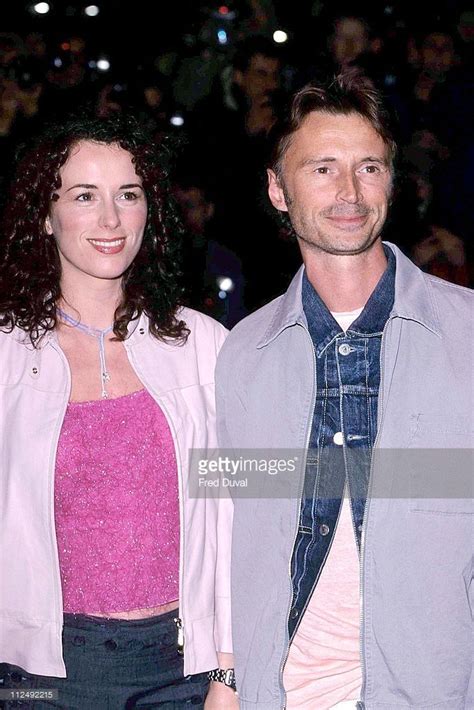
213, 333, 234, 653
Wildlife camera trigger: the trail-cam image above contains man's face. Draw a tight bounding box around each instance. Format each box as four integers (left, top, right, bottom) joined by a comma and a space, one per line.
234, 53, 280, 102
421, 32, 454, 75
331, 17, 369, 66
268, 112, 392, 257
174, 186, 214, 235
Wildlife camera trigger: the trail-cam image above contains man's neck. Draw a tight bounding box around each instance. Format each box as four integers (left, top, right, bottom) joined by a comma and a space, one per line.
302, 240, 388, 312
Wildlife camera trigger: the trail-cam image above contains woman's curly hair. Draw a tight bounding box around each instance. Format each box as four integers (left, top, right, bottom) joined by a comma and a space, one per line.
0, 112, 189, 345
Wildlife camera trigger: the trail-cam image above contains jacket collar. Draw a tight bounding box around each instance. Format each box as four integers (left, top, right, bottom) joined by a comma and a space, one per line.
257, 241, 441, 349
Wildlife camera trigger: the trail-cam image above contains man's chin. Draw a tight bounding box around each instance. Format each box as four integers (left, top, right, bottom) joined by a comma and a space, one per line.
299, 230, 381, 256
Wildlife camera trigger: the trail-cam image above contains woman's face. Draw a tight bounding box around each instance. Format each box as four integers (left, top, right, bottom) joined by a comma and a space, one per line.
45, 140, 148, 291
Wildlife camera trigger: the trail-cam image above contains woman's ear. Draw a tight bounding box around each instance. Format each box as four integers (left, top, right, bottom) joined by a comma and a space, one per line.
44, 216, 53, 235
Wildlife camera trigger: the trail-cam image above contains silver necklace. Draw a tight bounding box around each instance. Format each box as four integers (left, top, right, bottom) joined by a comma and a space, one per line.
57, 307, 114, 399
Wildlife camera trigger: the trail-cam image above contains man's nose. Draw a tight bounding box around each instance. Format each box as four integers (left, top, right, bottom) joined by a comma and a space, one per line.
99, 199, 121, 229
336, 171, 361, 203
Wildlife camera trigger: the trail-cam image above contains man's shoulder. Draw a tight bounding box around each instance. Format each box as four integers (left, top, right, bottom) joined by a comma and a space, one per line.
424, 273, 473, 323
425, 272, 473, 301
220, 295, 285, 356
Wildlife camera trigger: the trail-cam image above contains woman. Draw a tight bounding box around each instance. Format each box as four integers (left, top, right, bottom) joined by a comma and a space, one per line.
0, 114, 236, 709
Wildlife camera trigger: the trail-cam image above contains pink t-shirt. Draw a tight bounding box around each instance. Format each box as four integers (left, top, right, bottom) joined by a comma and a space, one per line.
283, 496, 362, 709
54, 388, 180, 614
284, 307, 364, 709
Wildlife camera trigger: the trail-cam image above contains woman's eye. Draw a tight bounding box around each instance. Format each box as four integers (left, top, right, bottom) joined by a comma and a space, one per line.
121, 191, 139, 200
76, 192, 94, 202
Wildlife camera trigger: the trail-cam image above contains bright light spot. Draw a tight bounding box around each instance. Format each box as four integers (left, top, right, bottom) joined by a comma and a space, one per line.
96, 58, 110, 71
218, 291, 227, 300
84, 4, 100, 16
217, 29, 228, 45
217, 276, 234, 292
33, 2, 50, 14
53, 57, 63, 68
218, 5, 229, 14
273, 30, 288, 44
170, 114, 184, 127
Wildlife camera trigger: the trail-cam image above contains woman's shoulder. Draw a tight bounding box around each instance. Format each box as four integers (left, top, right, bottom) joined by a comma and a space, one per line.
177, 307, 229, 353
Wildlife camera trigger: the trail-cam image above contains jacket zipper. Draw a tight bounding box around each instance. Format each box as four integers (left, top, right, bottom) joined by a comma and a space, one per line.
358, 316, 392, 708
47, 338, 72, 671
125, 339, 186, 653
279, 323, 317, 710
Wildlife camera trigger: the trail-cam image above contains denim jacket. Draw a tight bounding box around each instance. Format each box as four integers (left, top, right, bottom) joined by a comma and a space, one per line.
216, 243, 473, 709
289, 249, 395, 638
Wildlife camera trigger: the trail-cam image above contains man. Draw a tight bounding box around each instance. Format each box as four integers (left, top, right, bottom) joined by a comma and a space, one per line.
215, 73, 473, 709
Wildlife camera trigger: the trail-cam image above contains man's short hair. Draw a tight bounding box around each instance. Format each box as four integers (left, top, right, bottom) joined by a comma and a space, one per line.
268, 71, 397, 178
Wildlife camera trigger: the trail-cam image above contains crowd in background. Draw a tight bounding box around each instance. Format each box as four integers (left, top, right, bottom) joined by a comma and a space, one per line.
1, 1, 473, 327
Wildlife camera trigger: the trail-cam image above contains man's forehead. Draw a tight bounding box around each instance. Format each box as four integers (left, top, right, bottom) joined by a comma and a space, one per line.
279, 111, 390, 169
298, 112, 385, 145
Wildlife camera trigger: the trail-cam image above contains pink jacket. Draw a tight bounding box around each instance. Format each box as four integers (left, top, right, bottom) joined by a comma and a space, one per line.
0, 308, 232, 677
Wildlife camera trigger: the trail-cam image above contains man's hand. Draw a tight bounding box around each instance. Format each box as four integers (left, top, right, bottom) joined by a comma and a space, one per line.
204, 680, 239, 709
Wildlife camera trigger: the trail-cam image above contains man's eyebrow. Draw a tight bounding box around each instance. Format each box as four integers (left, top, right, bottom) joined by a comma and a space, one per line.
360, 157, 388, 164
298, 156, 389, 168
299, 157, 337, 167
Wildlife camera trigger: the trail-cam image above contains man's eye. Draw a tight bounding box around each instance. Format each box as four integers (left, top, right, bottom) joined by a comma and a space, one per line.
362, 165, 380, 173
315, 167, 330, 174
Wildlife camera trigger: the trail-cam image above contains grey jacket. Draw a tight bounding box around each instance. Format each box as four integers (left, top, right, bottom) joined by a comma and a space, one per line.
215, 243, 473, 709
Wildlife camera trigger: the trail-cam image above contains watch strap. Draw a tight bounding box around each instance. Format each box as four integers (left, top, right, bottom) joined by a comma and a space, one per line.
207, 667, 236, 690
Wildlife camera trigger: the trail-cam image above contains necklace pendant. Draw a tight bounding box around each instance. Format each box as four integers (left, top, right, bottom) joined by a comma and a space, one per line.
102, 372, 111, 382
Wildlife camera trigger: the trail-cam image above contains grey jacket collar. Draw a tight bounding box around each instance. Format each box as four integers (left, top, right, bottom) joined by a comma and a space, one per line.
257, 242, 441, 349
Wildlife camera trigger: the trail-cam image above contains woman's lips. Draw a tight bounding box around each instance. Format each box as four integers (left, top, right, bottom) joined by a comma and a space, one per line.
87, 238, 126, 254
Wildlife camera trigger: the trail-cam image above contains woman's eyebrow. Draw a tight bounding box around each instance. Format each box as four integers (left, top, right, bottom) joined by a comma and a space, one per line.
65, 183, 97, 192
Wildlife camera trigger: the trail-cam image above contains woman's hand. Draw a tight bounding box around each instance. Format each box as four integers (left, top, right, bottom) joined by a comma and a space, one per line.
204, 681, 239, 709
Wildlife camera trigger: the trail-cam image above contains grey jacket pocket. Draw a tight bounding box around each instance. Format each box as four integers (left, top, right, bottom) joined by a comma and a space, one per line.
408, 414, 473, 514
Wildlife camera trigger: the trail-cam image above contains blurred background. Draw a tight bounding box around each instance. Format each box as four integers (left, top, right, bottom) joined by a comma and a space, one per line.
1, 0, 473, 326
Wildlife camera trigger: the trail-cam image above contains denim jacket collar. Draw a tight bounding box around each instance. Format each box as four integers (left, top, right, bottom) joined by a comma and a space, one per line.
257, 241, 441, 349
303, 246, 395, 357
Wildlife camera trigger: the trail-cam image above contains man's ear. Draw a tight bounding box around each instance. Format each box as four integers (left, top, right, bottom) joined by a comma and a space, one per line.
44, 215, 53, 235
267, 169, 288, 212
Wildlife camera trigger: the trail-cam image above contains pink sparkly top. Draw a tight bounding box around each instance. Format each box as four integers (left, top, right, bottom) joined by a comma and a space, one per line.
54, 389, 180, 614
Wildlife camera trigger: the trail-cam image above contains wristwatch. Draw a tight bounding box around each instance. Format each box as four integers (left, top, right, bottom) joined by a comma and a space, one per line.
207, 667, 237, 691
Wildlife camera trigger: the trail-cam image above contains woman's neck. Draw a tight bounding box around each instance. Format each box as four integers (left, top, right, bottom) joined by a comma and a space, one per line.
59, 281, 123, 329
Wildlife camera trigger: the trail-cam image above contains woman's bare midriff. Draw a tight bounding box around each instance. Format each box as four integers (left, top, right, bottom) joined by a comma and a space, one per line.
85, 599, 179, 620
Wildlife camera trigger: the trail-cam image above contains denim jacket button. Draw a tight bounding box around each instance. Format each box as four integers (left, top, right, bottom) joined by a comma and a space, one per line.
338, 344, 352, 356
290, 608, 299, 619
319, 524, 330, 536
333, 431, 344, 445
